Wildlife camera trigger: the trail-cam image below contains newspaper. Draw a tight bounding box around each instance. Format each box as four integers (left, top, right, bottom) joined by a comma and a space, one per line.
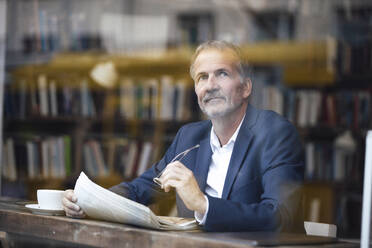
74, 172, 198, 231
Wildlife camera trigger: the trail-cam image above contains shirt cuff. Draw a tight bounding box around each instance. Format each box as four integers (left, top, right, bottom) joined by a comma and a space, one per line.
194, 195, 209, 225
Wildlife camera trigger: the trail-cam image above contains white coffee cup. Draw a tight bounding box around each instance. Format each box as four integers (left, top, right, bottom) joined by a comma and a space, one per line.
37, 189, 64, 210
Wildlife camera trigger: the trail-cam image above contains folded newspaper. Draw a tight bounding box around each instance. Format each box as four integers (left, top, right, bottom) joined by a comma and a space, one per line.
74, 172, 198, 231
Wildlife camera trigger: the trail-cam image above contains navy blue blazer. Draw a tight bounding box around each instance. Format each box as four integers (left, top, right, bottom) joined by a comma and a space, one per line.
110, 104, 304, 232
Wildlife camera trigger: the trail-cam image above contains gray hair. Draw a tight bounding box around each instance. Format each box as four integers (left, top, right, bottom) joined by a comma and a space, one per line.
189, 40, 249, 82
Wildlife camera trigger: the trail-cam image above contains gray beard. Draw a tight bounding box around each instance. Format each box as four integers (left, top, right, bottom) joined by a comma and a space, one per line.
199, 101, 243, 119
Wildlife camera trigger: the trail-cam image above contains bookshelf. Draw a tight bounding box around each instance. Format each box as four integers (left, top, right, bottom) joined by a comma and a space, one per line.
4, 38, 370, 203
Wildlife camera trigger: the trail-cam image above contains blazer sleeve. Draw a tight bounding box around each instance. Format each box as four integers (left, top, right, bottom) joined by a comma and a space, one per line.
109, 127, 184, 205
203, 114, 304, 232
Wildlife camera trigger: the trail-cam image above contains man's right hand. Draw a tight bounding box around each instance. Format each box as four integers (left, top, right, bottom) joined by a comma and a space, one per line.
62, 189, 86, 218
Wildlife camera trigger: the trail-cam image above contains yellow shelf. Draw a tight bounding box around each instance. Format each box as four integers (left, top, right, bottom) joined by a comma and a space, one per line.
12, 40, 336, 86
241, 40, 333, 64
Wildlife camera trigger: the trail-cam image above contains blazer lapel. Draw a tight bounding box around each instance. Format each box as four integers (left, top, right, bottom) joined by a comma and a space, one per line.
193, 136, 212, 193
221, 104, 258, 199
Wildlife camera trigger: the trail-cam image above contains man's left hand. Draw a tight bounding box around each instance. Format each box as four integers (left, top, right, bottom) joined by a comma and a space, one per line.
159, 161, 207, 214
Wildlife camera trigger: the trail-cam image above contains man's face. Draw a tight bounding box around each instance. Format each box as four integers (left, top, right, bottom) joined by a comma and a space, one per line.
193, 48, 251, 119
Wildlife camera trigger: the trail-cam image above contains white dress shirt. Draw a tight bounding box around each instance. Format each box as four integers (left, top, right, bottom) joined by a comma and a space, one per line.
195, 115, 245, 224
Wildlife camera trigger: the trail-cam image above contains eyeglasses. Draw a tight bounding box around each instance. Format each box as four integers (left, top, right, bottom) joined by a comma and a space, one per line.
153, 144, 200, 187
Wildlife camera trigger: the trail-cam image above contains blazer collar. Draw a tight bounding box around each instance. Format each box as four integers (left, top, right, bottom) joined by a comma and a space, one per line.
193, 123, 213, 192
221, 104, 258, 199
241, 104, 259, 129
193, 104, 259, 196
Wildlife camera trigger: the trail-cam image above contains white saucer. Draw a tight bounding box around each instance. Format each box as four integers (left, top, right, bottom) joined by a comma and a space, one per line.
25, 204, 65, 216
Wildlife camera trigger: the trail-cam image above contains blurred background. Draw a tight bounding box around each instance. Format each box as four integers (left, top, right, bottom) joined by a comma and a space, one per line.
0, 0, 371, 239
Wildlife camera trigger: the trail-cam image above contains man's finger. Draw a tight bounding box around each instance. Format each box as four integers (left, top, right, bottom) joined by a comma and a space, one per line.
64, 208, 85, 218
162, 179, 180, 192
160, 168, 183, 182
64, 190, 77, 202
62, 197, 80, 212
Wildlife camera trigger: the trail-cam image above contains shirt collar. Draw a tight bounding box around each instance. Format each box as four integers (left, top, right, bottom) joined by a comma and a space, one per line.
210, 114, 246, 153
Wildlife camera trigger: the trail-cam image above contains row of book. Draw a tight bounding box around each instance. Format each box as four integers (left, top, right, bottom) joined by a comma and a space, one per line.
1, 135, 158, 181
118, 77, 196, 121
4, 75, 199, 121
2, 136, 72, 181
21, 8, 61, 53
4, 75, 97, 118
19, 6, 103, 54
83, 138, 155, 179
23, 33, 103, 54
254, 86, 371, 129
304, 131, 361, 182
12, 2, 169, 54
6, 76, 371, 129
3, 138, 361, 182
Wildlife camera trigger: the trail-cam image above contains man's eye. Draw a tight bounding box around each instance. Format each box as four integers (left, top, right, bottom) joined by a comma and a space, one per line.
218, 71, 228, 77
199, 75, 208, 81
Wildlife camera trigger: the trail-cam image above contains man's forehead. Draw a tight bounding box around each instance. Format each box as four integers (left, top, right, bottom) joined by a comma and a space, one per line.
194, 48, 240, 72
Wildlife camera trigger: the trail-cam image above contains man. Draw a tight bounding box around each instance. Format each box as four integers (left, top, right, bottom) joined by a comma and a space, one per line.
63, 40, 304, 232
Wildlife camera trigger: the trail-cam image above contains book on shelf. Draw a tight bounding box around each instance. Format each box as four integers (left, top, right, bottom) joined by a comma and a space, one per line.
160, 76, 173, 121
74, 171, 198, 230
13, 140, 28, 179
297, 91, 309, 127
38, 74, 49, 116
129, 141, 142, 178
83, 142, 97, 177
305, 143, 315, 181
174, 80, 187, 121
135, 81, 144, 119
125, 141, 139, 178
49, 80, 58, 116
26, 140, 40, 179
49, 137, 60, 178
148, 79, 159, 120
308, 91, 322, 126
19, 80, 27, 119
141, 81, 150, 120
2, 138, 17, 181
41, 138, 49, 178
30, 80, 40, 116
90, 140, 108, 176
64, 136, 72, 176
81, 79, 90, 117
119, 78, 135, 119
136, 141, 153, 177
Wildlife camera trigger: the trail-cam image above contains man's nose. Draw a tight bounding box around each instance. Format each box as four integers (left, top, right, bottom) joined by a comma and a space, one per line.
206, 74, 218, 90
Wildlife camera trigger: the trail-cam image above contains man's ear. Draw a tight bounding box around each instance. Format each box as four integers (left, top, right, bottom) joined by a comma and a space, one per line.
243, 78, 252, 98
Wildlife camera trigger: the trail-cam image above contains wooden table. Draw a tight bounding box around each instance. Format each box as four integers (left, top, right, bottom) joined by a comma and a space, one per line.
0, 199, 358, 248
